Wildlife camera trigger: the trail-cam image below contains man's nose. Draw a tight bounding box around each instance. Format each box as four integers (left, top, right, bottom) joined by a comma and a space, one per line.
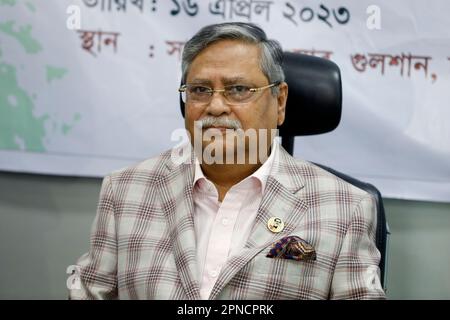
205, 92, 231, 116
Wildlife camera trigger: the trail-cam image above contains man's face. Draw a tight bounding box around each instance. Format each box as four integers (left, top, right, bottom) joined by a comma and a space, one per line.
184, 39, 287, 164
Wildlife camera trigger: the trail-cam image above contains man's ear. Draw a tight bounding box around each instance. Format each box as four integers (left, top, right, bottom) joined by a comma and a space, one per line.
277, 82, 288, 126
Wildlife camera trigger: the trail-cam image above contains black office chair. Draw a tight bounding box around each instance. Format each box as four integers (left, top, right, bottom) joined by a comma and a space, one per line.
178, 52, 390, 291
279, 52, 390, 291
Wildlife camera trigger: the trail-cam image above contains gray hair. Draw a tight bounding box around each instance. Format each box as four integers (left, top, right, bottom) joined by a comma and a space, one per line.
181, 22, 285, 95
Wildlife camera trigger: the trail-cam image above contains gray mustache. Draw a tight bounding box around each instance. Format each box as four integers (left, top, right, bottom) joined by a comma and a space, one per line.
196, 117, 242, 130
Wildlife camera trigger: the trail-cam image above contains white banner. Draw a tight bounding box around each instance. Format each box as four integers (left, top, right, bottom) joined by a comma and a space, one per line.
0, 0, 449, 202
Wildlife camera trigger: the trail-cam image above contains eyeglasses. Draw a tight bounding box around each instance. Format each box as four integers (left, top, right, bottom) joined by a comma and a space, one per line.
178, 82, 280, 105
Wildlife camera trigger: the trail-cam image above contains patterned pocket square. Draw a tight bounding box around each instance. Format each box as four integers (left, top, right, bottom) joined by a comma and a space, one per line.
266, 235, 316, 261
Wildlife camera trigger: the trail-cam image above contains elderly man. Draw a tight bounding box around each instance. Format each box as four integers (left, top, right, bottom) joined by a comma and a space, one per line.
70, 22, 385, 300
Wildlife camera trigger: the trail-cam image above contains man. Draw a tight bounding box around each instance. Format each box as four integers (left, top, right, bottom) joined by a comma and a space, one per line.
70, 22, 386, 299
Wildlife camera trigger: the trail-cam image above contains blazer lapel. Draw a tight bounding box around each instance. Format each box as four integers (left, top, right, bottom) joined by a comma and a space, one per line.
209, 147, 310, 299
159, 151, 201, 300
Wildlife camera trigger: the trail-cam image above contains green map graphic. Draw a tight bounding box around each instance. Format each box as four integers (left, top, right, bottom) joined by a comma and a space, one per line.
0, 62, 48, 151
46, 65, 68, 83
0, 0, 17, 6
0, 1, 78, 152
0, 20, 41, 54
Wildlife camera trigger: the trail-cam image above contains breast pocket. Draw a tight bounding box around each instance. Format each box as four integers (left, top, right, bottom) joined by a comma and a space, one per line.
229, 250, 322, 299
249, 248, 318, 279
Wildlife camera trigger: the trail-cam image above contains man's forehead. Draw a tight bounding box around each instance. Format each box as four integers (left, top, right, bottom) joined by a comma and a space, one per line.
184, 40, 267, 83
193, 39, 261, 62
202, 38, 259, 51
188, 76, 253, 84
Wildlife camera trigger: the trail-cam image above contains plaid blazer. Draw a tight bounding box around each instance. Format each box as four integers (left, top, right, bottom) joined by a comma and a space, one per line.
70, 145, 386, 300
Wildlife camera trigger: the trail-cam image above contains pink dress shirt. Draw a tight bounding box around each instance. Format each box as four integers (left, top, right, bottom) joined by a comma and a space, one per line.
192, 141, 279, 299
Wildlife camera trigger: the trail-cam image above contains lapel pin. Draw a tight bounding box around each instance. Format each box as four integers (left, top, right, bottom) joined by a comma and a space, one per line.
267, 217, 284, 233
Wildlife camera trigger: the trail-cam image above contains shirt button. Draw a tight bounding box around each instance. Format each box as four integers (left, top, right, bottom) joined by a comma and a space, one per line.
222, 218, 229, 226
210, 270, 218, 278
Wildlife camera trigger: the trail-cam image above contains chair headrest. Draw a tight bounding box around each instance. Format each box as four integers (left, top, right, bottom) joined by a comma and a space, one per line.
279, 52, 342, 136
179, 52, 342, 136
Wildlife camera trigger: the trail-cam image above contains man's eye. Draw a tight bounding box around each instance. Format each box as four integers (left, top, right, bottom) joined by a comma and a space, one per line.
190, 86, 210, 94
229, 85, 249, 94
